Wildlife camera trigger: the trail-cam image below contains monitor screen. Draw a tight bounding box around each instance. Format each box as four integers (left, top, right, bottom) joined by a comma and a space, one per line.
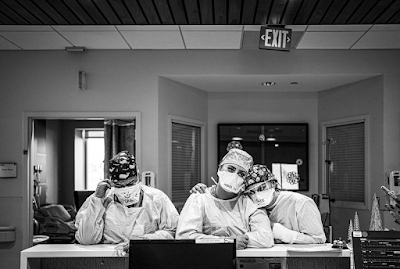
129, 239, 236, 269
352, 230, 400, 269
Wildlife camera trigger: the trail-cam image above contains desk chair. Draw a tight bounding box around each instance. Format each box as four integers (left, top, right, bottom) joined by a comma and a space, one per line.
74, 190, 94, 211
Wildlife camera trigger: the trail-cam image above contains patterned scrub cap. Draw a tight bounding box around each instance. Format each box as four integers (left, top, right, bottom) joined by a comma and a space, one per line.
109, 151, 137, 182
245, 164, 277, 189
220, 148, 253, 172
226, 141, 243, 151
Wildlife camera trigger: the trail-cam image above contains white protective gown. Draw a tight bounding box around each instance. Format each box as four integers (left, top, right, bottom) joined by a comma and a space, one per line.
267, 191, 326, 244
75, 185, 179, 245
176, 187, 274, 248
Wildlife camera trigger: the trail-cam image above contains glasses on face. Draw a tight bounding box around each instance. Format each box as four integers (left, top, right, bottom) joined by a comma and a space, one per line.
245, 181, 275, 195
220, 164, 248, 179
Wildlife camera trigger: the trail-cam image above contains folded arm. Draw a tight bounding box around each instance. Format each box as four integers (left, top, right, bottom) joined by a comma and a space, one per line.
75, 195, 107, 245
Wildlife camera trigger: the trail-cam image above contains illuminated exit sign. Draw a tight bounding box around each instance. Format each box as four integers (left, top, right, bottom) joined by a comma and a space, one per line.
259, 26, 292, 51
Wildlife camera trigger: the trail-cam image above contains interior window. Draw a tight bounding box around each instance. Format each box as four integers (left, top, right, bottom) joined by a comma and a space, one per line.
75, 129, 104, 190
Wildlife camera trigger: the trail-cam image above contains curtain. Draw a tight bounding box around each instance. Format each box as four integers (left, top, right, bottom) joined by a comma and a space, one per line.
104, 119, 135, 178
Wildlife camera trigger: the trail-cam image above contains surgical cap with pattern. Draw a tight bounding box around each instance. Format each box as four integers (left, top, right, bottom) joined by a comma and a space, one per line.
108, 151, 137, 183
219, 148, 253, 172
226, 141, 243, 151
245, 164, 277, 189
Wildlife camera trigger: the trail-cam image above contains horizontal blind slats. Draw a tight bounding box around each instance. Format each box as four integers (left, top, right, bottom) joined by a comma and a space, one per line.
172, 122, 201, 203
326, 121, 365, 203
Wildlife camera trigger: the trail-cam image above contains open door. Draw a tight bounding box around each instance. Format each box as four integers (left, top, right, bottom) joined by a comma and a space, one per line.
23, 112, 141, 248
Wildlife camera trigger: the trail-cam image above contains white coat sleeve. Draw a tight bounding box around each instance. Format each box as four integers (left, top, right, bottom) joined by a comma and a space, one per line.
141, 192, 179, 239
291, 200, 326, 244
74, 195, 107, 245
246, 208, 274, 248
176, 193, 220, 239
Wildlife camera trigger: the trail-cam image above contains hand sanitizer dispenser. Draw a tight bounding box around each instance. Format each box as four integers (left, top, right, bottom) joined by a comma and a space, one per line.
142, 171, 156, 187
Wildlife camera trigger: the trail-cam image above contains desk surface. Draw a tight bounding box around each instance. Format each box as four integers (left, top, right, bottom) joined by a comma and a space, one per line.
21, 243, 350, 258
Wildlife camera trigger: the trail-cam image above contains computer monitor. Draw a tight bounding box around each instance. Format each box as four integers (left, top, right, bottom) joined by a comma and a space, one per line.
129, 239, 236, 269
352, 230, 400, 269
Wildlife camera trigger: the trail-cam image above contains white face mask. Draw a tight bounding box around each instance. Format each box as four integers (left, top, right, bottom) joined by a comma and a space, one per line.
217, 170, 244, 194
250, 188, 275, 208
114, 183, 141, 207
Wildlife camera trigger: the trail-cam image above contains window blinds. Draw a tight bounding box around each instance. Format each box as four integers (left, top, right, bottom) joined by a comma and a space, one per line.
171, 122, 201, 203
327, 121, 365, 203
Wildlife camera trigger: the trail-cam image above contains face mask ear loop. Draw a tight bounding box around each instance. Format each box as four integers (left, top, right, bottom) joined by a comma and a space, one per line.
211, 176, 218, 185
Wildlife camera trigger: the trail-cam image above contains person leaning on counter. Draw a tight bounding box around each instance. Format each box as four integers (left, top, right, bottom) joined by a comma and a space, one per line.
243, 164, 326, 244
74, 151, 179, 256
191, 163, 326, 244
176, 147, 274, 250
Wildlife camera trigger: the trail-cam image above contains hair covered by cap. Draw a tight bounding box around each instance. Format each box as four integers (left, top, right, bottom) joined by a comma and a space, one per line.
219, 148, 253, 172
245, 164, 277, 189
226, 141, 243, 151
109, 151, 137, 182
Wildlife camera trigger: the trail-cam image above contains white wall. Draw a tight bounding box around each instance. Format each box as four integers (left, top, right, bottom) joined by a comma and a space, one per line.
318, 76, 384, 238
158, 77, 208, 196
1, 49, 400, 269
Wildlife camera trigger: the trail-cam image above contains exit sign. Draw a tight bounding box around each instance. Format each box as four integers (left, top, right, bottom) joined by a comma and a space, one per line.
259, 26, 292, 51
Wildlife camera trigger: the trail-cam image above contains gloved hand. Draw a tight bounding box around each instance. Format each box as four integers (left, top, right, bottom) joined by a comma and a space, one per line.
235, 234, 249, 250
115, 241, 129, 257
94, 179, 111, 198
189, 183, 207, 194
272, 223, 296, 244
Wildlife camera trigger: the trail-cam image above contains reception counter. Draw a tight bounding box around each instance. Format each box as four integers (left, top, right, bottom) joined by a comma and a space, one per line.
21, 243, 351, 269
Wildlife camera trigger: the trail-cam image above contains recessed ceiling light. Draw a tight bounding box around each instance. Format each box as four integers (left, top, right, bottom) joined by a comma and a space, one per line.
261, 81, 276, 86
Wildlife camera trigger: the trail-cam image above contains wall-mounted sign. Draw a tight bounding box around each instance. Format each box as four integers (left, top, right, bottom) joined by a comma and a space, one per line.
0, 163, 17, 178
259, 26, 292, 51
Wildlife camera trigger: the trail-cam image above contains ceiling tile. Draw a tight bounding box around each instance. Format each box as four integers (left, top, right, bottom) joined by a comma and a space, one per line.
182, 31, 243, 49
0, 32, 70, 50
0, 26, 54, 32
120, 30, 184, 49
0, 36, 21, 50
244, 25, 307, 32
52, 25, 117, 31
296, 32, 364, 49
116, 25, 179, 31
369, 25, 400, 31
58, 31, 129, 49
180, 25, 243, 31
352, 31, 400, 49
307, 25, 371, 32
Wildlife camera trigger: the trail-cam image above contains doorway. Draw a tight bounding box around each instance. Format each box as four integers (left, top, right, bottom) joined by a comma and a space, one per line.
321, 115, 369, 241
23, 112, 141, 248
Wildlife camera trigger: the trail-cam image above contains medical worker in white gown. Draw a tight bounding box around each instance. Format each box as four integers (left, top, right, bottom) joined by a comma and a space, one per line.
244, 164, 326, 244
75, 151, 179, 255
176, 148, 274, 250
192, 163, 326, 244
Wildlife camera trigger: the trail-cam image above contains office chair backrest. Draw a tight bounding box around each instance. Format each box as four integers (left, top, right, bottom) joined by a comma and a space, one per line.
73, 190, 94, 211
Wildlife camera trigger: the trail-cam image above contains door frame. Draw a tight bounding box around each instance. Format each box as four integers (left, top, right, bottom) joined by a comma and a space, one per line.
22, 111, 141, 249
321, 114, 370, 209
